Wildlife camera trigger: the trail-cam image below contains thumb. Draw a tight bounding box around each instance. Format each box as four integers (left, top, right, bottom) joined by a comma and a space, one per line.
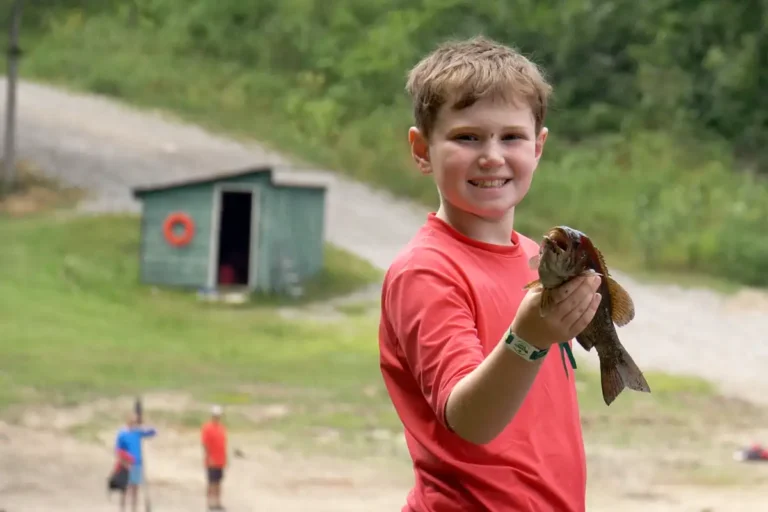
521, 285, 543, 306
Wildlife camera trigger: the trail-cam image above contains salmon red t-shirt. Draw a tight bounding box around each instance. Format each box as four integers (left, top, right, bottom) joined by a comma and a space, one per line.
378, 213, 586, 512
201, 421, 227, 468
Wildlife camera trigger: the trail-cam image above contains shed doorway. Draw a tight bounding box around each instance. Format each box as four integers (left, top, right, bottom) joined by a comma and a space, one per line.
216, 189, 255, 287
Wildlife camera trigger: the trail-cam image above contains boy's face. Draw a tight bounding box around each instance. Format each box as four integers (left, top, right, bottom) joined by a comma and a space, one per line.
409, 95, 548, 222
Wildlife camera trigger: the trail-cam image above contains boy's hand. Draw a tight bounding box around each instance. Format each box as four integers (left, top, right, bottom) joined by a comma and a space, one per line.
510, 274, 602, 349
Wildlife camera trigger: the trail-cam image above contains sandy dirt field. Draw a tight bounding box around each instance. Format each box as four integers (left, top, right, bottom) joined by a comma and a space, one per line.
2, 394, 768, 512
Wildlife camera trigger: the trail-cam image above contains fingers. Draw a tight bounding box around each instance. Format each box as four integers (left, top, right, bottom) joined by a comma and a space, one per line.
514, 275, 602, 348
552, 275, 601, 336
554, 274, 600, 313
559, 281, 599, 331
550, 274, 597, 305
564, 292, 601, 334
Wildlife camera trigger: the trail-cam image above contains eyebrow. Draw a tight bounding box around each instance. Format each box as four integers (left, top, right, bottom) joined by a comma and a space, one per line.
446, 125, 529, 133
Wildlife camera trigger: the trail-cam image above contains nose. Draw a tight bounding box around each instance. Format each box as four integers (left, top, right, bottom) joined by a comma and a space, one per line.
478, 141, 504, 169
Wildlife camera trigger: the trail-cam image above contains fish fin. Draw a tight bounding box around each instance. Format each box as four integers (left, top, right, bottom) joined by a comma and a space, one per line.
606, 276, 635, 327
528, 254, 541, 270
539, 289, 556, 317
523, 279, 541, 290
575, 328, 596, 351
599, 343, 651, 406
578, 234, 611, 278
578, 234, 635, 327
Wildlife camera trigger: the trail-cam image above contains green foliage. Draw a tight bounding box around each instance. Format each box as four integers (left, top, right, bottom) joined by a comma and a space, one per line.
11, 0, 768, 287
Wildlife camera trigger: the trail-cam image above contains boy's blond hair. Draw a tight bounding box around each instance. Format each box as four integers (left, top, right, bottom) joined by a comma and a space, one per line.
406, 36, 552, 140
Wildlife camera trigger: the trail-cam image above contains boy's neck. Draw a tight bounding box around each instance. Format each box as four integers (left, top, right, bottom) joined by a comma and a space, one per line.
436, 202, 516, 246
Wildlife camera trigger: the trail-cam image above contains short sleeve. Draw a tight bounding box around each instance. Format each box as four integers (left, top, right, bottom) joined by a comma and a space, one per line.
384, 265, 484, 428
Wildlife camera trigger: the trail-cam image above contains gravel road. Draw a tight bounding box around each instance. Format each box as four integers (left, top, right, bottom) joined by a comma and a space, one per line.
3, 77, 768, 405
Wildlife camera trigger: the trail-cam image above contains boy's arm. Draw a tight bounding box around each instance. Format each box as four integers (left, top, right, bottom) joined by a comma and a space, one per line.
387, 267, 601, 445
140, 426, 157, 437
447, 274, 601, 444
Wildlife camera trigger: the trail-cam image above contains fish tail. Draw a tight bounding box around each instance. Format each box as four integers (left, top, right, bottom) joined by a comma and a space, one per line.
598, 342, 651, 406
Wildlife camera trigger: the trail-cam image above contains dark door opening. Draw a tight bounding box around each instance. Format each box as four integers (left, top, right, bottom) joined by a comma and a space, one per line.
216, 190, 253, 287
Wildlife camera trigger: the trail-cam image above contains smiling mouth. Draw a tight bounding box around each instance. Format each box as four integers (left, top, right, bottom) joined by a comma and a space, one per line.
468, 179, 511, 188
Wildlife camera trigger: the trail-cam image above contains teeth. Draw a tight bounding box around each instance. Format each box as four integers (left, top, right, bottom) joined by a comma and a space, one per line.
470, 179, 507, 188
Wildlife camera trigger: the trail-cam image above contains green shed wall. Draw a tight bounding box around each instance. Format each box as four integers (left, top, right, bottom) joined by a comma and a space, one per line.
136, 170, 326, 292
257, 185, 326, 292
139, 183, 213, 288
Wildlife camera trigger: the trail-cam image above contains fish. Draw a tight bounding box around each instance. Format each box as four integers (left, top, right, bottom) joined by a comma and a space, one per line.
524, 226, 651, 406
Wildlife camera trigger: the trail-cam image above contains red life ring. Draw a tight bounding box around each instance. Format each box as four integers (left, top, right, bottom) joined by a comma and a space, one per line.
163, 212, 195, 247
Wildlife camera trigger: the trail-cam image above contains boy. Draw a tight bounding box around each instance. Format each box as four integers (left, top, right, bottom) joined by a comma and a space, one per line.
378, 36, 602, 511
201, 404, 228, 511
115, 412, 157, 512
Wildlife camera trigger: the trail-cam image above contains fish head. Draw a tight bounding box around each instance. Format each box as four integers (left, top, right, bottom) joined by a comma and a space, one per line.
535, 226, 590, 288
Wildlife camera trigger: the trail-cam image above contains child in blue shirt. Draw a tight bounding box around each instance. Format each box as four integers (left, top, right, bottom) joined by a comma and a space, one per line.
115, 412, 157, 511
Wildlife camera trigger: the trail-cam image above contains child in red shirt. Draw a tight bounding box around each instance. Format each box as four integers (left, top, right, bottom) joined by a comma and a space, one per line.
378, 36, 603, 512
201, 405, 228, 511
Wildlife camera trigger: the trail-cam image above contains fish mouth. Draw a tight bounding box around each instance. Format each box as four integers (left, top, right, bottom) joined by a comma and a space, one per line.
467, 179, 512, 189
544, 232, 570, 252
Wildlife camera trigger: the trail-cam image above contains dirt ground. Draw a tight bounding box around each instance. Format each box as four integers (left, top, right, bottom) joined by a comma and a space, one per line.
2, 394, 768, 512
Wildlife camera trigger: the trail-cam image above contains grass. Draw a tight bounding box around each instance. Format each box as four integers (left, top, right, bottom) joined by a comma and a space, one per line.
573, 356, 768, 487
245, 244, 381, 307
604, 256, 745, 295
575, 359, 750, 444
0, 211, 384, 411
0, 159, 86, 213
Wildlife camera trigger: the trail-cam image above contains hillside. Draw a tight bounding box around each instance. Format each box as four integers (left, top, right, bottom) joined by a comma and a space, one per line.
11, 0, 768, 286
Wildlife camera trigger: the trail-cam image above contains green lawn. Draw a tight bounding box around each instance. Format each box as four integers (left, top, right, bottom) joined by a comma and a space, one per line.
0, 213, 384, 409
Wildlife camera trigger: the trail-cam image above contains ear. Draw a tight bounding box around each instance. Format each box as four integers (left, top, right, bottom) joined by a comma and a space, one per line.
534, 127, 549, 162
408, 127, 432, 175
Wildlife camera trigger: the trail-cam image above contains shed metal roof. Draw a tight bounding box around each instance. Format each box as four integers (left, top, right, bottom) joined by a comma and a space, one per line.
131, 165, 332, 198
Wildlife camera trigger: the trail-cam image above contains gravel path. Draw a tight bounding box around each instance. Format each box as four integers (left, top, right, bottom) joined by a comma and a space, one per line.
3, 78, 768, 405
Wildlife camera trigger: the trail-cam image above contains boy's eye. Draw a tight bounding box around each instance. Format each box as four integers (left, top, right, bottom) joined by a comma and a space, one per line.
452, 133, 525, 142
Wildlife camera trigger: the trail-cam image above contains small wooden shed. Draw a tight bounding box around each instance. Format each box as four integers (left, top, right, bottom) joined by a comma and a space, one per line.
131, 165, 330, 294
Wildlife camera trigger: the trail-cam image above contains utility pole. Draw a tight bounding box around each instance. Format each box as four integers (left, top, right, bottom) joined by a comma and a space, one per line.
2, 0, 23, 194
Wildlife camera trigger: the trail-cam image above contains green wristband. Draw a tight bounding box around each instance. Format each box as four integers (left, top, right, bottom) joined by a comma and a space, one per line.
503, 330, 549, 362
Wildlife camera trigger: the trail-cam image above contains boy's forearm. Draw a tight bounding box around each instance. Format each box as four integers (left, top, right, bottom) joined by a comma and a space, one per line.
445, 338, 545, 445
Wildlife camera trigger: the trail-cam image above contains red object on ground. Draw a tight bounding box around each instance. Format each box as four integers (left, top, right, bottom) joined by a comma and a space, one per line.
218, 264, 236, 285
